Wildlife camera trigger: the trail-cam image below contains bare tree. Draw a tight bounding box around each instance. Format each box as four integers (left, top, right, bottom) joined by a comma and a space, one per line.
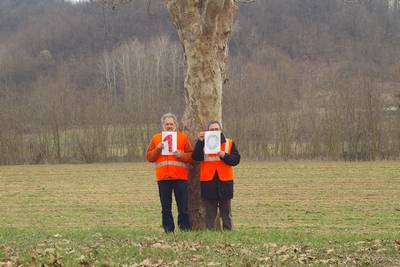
98, 51, 118, 103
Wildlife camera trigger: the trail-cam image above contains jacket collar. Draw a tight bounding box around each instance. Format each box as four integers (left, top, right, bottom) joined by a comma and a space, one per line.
220, 132, 227, 144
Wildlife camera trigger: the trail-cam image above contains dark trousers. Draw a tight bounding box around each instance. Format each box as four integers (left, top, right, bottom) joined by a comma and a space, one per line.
158, 180, 191, 233
202, 198, 234, 230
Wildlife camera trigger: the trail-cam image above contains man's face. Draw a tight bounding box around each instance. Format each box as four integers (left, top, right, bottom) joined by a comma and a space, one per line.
163, 117, 176, 132
208, 123, 221, 132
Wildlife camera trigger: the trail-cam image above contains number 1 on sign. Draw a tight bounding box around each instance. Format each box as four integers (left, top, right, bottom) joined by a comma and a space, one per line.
163, 134, 173, 153
161, 132, 177, 155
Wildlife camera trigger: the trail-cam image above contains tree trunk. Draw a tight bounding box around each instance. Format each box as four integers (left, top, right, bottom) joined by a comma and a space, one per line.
165, 0, 238, 230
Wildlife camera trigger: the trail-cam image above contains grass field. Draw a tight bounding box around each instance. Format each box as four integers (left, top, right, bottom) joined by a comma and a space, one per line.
1, 161, 399, 266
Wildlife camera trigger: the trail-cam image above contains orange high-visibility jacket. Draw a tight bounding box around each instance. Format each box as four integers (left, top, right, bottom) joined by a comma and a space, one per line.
152, 132, 190, 181
200, 139, 233, 182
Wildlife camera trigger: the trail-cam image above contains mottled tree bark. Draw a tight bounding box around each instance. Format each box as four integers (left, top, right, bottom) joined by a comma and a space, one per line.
165, 0, 237, 230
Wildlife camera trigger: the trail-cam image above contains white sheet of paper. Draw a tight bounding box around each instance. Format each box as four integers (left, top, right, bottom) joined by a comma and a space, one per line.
161, 131, 177, 155
204, 131, 221, 154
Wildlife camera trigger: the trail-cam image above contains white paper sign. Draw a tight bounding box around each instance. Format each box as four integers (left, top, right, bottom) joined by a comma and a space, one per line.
161, 131, 177, 155
204, 131, 221, 154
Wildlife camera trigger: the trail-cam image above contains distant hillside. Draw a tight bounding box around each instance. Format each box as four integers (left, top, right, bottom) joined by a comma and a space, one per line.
1, 0, 399, 95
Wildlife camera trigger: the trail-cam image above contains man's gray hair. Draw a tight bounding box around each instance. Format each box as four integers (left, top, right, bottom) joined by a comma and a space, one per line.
207, 120, 222, 130
161, 113, 178, 125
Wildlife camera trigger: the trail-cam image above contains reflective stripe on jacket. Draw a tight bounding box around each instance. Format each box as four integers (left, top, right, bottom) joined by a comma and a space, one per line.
200, 139, 233, 182
154, 132, 189, 181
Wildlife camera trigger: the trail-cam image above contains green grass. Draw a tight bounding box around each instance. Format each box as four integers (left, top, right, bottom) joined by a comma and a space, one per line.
1, 161, 400, 266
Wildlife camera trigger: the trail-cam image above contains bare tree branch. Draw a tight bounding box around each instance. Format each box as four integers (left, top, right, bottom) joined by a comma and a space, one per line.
90, 0, 133, 10
148, 0, 157, 17
91, 0, 157, 16
234, 0, 255, 3
342, 0, 372, 4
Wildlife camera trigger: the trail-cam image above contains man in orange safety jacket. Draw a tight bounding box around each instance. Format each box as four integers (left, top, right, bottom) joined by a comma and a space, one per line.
192, 120, 240, 230
146, 113, 193, 233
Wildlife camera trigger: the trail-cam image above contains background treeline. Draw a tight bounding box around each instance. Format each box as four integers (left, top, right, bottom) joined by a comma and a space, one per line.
0, 0, 400, 165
